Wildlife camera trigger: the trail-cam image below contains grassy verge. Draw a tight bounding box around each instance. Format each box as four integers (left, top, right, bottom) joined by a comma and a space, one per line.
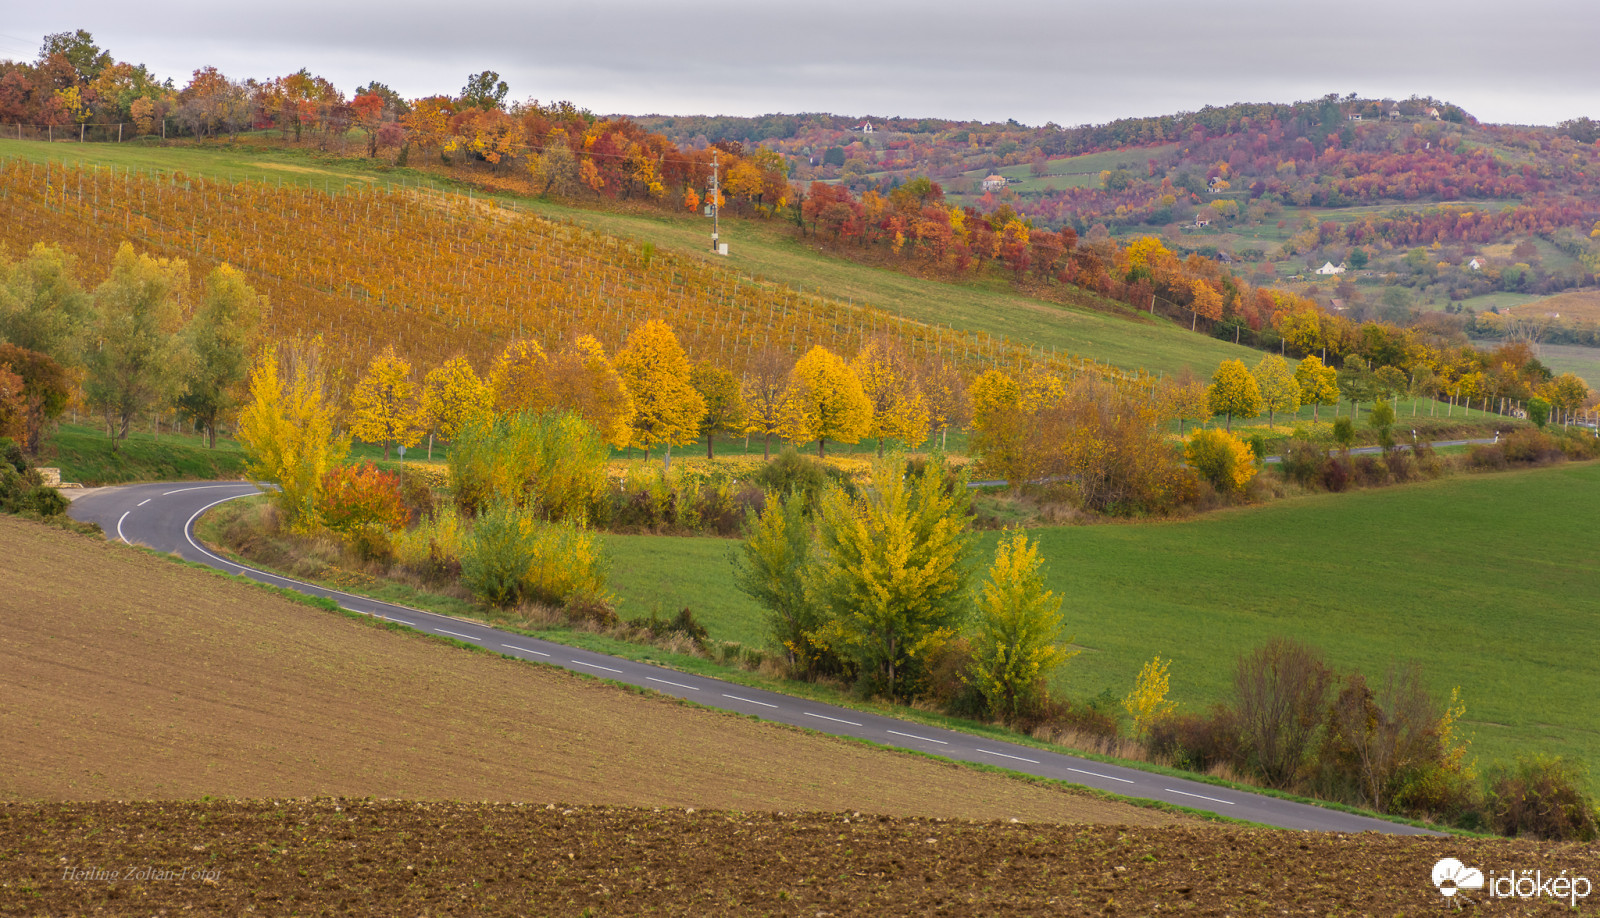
42, 422, 249, 486
192, 496, 1446, 833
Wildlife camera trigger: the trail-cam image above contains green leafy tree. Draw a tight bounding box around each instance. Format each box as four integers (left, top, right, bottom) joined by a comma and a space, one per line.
1337, 356, 1375, 420
449, 410, 609, 523
810, 455, 975, 699
460, 71, 509, 110
734, 491, 831, 675
177, 265, 262, 448
967, 531, 1076, 722
85, 244, 189, 440
1331, 416, 1356, 454
1253, 355, 1302, 428
1206, 359, 1262, 431
0, 243, 92, 366
1527, 396, 1551, 428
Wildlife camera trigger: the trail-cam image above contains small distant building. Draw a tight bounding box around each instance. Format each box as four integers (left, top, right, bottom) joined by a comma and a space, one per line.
1194, 215, 1211, 227
857, 121, 875, 133
1348, 113, 1364, 122
1428, 107, 1442, 120
1316, 262, 1346, 275
981, 174, 1007, 192
1389, 107, 1403, 120
1468, 258, 1483, 270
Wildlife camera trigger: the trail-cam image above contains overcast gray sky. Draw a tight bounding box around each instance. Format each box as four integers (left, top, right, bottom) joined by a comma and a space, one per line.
5, 1, 1595, 127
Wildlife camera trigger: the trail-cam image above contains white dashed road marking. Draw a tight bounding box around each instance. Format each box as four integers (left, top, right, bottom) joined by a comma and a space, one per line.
723, 694, 777, 708
804, 712, 863, 727
647, 676, 699, 691
1069, 767, 1135, 784
570, 660, 623, 674
500, 643, 551, 657
886, 729, 948, 745
977, 748, 1041, 765
1165, 788, 1235, 805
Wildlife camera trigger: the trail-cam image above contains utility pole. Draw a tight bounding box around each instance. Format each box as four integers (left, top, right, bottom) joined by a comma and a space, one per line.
709, 151, 721, 254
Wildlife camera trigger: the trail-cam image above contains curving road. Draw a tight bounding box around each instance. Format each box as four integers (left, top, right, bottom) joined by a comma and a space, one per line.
68, 481, 1438, 835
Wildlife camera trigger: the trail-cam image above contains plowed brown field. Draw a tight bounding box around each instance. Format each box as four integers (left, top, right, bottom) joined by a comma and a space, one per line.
0, 515, 1174, 826
4, 799, 1596, 915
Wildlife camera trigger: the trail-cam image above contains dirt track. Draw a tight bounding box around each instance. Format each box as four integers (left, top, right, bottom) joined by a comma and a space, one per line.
4, 798, 1595, 915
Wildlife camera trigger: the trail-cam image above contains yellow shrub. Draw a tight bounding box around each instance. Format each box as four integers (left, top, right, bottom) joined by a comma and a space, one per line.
1185, 428, 1257, 495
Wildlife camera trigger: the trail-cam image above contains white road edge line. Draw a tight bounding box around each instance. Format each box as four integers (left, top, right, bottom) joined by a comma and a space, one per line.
1069, 767, 1135, 784
116, 511, 130, 544
886, 729, 948, 745
1165, 788, 1235, 805
570, 660, 623, 674
646, 676, 699, 691
136, 498, 151, 506
976, 748, 1041, 764
804, 712, 863, 727
499, 643, 551, 657
164, 484, 253, 495
435, 629, 474, 640
722, 694, 777, 708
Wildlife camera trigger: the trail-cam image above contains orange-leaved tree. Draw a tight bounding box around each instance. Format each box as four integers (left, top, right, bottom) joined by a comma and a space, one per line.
489, 339, 552, 413
545, 335, 635, 449
616, 320, 704, 470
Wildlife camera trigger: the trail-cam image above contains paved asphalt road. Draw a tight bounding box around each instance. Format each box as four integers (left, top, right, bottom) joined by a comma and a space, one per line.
68, 481, 1439, 835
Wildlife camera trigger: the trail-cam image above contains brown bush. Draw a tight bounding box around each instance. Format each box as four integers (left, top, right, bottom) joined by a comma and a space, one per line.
1145, 708, 1241, 774
1557, 429, 1600, 460
1350, 455, 1389, 487
1467, 444, 1507, 470
1233, 638, 1333, 789
1315, 666, 1443, 813
1319, 458, 1350, 492
1486, 756, 1599, 841
1501, 428, 1562, 464
564, 594, 618, 628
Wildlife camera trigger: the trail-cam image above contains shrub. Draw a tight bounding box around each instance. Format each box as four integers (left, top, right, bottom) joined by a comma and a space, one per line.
1467, 444, 1507, 470
1331, 416, 1355, 452
1233, 638, 1333, 789
450, 410, 608, 522
564, 593, 619, 628
1279, 439, 1324, 488
1319, 457, 1349, 492
1185, 428, 1256, 496
392, 506, 465, 580
924, 636, 987, 719
1391, 762, 1482, 828
1351, 454, 1389, 487
1315, 666, 1445, 813
627, 607, 710, 648
1485, 756, 1598, 841
1501, 429, 1560, 465
1145, 708, 1241, 774
751, 446, 853, 512
319, 462, 408, 535
1027, 690, 1124, 741
460, 501, 609, 608
1557, 428, 1600, 460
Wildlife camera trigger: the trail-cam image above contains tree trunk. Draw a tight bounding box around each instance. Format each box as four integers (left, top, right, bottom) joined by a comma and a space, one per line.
877, 436, 884, 458
706, 434, 714, 460
763, 433, 771, 461
663, 441, 672, 473
208, 423, 217, 450
1225, 412, 1232, 432
817, 438, 826, 458
428, 433, 434, 460
384, 439, 391, 460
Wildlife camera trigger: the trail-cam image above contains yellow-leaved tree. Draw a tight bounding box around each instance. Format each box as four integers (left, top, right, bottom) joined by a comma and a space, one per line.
419, 355, 492, 459
1206, 359, 1262, 431
1161, 366, 1213, 434
852, 335, 929, 456
1124, 655, 1176, 738
1186, 427, 1257, 496
1294, 355, 1339, 422
920, 358, 970, 451
488, 339, 551, 412
967, 530, 1077, 722
547, 335, 634, 449
691, 362, 748, 459
742, 348, 796, 460
1253, 355, 1302, 428
809, 455, 974, 699
348, 346, 423, 460
616, 320, 704, 470
237, 343, 349, 532
782, 345, 872, 458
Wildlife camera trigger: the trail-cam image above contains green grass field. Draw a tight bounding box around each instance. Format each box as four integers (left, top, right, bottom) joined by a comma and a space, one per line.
605, 461, 1600, 785
1530, 343, 1600, 383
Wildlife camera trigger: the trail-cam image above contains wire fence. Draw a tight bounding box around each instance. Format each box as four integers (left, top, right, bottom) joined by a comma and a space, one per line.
0, 121, 162, 143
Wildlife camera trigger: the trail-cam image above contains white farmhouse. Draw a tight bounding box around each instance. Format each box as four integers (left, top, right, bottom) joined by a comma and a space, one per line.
1315, 262, 1346, 276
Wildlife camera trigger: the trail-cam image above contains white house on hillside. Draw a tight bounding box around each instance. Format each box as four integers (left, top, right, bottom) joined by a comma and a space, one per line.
1468, 258, 1483, 270
1316, 262, 1346, 275
981, 175, 1007, 192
